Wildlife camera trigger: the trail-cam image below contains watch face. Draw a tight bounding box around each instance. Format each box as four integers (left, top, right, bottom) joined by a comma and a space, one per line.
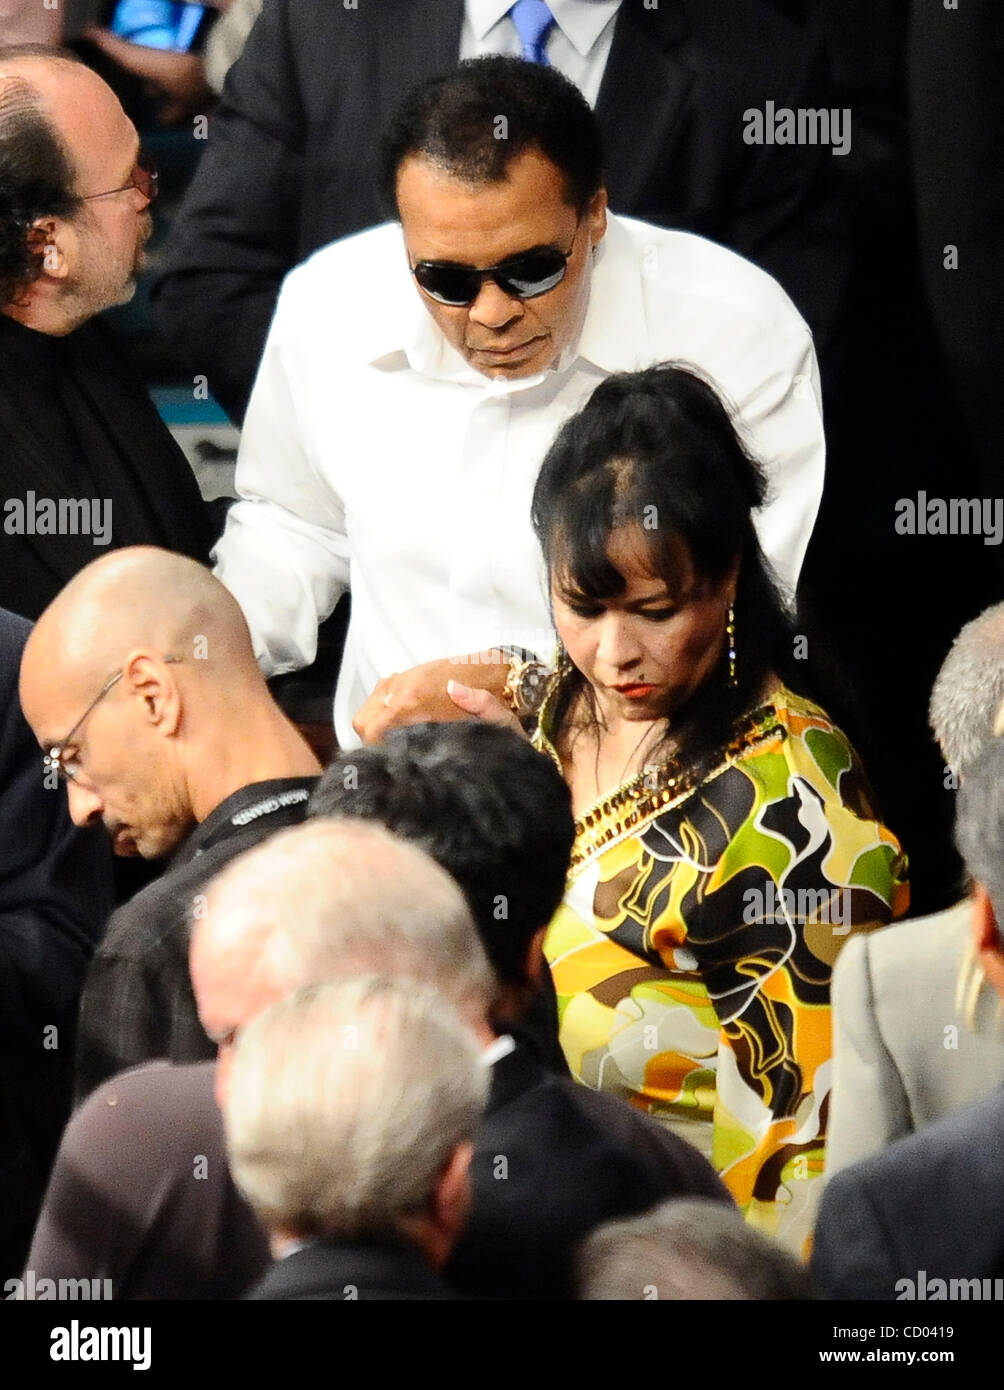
516, 661, 551, 717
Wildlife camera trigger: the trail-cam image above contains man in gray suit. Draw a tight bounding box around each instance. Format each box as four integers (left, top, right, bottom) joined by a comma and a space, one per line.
825, 602, 1004, 1176
813, 738, 1004, 1299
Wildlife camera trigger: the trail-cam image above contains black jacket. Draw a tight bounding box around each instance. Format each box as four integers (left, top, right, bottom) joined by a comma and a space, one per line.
249, 1239, 457, 1301
0, 608, 113, 1279
812, 1084, 1004, 1300
74, 776, 318, 1101
0, 314, 213, 622
153, 0, 846, 422
446, 1041, 731, 1299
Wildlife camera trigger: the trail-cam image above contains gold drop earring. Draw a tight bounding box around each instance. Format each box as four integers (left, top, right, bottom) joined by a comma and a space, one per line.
727, 604, 737, 688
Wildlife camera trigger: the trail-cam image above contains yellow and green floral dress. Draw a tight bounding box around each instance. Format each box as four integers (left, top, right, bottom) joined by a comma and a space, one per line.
535, 683, 909, 1252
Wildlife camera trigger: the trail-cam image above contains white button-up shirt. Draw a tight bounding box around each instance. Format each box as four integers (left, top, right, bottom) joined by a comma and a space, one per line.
214, 213, 824, 749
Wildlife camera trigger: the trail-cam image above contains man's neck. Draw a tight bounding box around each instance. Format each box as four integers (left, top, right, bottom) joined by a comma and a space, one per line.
2, 299, 76, 337
189, 706, 321, 822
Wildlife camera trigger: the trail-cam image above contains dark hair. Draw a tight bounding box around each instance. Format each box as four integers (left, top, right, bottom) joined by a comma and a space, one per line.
307, 721, 574, 989
532, 363, 801, 774
379, 55, 603, 216
0, 49, 85, 307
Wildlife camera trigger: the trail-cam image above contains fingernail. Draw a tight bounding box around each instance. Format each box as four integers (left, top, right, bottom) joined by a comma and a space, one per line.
448, 680, 470, 697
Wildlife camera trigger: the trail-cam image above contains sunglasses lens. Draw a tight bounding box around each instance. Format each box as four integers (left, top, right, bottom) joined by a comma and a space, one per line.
413, 264, 480, 306
495, 250, 568, 298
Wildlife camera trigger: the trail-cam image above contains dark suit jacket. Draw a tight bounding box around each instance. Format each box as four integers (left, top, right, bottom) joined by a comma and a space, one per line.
153, 0, 845, 422
29, 1044, 728, 1301
0, 608, 113, 1280
446, 1042, 732, 1300
249, 1240, 456, 1301
812, 1085, 1004, 1300
74, 776, 318, 1102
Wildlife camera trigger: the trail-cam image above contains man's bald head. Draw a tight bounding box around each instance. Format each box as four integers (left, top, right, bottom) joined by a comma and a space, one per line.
0, 45, 152, 329
22, 545, 260, 708
19, 547, 301, 860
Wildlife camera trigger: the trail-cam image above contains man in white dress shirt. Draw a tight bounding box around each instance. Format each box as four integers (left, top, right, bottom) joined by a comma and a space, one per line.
214, 57, 825, 749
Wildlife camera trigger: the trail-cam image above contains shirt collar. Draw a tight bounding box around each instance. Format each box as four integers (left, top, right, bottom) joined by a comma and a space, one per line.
573, 212, 650, 373
465, 0, 622, 56
481, 1033, 517, 1067
173, 775, 318, 865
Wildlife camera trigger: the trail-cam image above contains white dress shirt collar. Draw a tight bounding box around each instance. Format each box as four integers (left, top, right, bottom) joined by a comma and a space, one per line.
466, 0, 622, 56
481, 1033, 518, 1068
367, 213, 646, 388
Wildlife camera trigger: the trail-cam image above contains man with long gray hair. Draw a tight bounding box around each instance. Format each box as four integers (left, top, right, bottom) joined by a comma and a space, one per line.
826, 601, 1004, 1175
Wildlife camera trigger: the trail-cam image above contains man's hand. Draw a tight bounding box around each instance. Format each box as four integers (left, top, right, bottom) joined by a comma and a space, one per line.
83, 28, 212, 125
352, 653, 518, 745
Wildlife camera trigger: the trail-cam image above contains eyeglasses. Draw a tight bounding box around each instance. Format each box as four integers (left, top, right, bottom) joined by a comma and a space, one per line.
410, 224, 580, 307
81, 151, 159, 205
44, 655, 181, 784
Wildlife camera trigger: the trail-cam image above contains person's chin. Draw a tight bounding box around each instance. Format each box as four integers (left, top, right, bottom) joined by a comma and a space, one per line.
467, 336, 554, 378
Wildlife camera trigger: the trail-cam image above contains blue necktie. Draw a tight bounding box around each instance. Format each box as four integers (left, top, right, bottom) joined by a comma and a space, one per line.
509, 0, 555, 65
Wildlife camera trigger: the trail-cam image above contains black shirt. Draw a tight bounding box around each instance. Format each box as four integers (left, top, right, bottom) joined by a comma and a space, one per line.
74, 776, 318, 1101
0, 312, 213, 621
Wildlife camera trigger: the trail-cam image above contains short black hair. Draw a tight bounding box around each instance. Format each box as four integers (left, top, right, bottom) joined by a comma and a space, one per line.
532, 363, 799, 773
308, 721, 574, 989
0, 49, 84, 307
379, 55, 603, 216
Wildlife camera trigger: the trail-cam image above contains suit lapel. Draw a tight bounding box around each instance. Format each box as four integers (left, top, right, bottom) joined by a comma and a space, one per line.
596, 0, 693, 211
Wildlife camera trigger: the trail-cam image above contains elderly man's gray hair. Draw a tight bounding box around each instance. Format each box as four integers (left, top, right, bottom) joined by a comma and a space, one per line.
955, 737, 1004, 933
929, 602, 1004, 776
224, 975, 488, 1239
199, 817, 497, 1019
577, 1198, 812, 1300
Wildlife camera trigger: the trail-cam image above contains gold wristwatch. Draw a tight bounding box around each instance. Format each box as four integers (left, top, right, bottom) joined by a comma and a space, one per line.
498, 647, 552, 720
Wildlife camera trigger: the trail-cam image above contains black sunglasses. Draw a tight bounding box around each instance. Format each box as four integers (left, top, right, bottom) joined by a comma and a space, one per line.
411, 225, 579, 307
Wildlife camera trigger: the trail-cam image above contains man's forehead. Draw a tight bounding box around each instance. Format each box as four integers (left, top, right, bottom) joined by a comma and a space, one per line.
396, 149, 577, 254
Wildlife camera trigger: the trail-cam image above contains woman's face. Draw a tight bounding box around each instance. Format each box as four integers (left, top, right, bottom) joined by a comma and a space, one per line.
552, 525, 739, 725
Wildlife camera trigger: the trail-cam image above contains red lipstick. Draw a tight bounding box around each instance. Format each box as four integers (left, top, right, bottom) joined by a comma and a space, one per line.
613, 683, 656, 699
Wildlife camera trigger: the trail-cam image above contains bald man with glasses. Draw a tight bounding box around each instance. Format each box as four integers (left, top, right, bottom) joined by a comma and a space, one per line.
18, 546, 321, 1100
0, 43, 212, 623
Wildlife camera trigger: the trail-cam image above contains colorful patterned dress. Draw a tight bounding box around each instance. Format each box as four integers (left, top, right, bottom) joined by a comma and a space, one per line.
535, 683, 909, 1252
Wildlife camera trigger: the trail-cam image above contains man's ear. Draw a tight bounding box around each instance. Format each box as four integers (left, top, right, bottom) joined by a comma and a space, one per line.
122, 651, 183, 735
524, 925, 548, 983
972, 883, 1004, 1000
586, 185, 607, 249
428, 1140, 474, 1257
27, 218, 71, 281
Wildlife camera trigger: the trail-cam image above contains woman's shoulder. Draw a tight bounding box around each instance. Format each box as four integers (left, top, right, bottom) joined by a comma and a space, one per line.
740, 681, 889, 822
743, 681, 856, 757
